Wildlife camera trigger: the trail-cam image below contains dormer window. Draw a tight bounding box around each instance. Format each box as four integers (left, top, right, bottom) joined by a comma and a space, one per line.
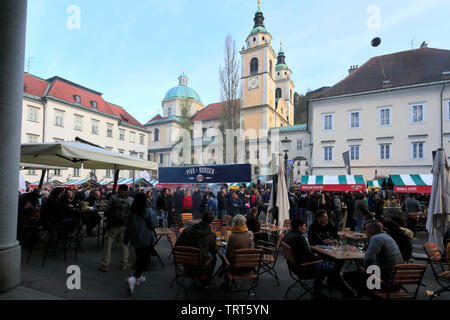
262, 36, 265, 41
253, 37, 256, 42
74, 95, 81, 103
90, 101, 97, 108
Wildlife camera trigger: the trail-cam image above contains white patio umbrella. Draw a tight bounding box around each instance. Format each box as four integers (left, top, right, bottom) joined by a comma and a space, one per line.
21, 142, 158, 192
21, 142, 158, 170
276, 154, 290, 228
426, 148, 450, 252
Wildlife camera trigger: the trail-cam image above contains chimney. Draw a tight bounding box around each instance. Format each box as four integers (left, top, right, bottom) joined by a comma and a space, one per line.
348, 65, 358, 75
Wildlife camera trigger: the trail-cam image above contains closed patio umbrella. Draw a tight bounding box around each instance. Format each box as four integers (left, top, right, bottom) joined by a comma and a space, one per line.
426, 148, 450, 252
276, 154, 290, 228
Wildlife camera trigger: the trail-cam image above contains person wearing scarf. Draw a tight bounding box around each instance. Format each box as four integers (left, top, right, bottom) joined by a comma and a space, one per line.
225, 214, 254, 261
221, 214, 254, 291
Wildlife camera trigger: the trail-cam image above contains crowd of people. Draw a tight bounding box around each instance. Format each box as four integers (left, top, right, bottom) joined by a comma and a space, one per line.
16, 182, 450, 299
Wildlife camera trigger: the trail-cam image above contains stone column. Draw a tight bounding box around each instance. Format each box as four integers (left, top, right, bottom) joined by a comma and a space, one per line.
0, 0, 27, 292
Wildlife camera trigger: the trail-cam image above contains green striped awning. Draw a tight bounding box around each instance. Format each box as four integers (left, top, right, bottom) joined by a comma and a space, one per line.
300, 175, 366, 191
367, 180, 383, 188
389, 174, 433, 193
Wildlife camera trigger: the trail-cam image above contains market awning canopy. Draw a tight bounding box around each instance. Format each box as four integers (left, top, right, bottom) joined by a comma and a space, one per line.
27, 180, 62, 188
300, 175, 366, 191
21, 142, 158, 171
367, 180, 383, 189
20, 163, 70, 170
106, 177, 151, 188
389, 174, 433, 193
58, 178, 98, 189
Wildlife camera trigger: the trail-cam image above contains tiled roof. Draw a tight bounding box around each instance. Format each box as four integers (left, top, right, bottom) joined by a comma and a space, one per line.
24, 73, 49, 97
192, 100, 240, 122
105, 102, 146, 128
23, 73, 145, 129
314, 47, 450, 100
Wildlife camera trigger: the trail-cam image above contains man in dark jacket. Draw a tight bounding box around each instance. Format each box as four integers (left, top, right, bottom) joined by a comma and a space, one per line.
283, 218, 354, 299
246, 207, 267, 243
308, 210, 339, 246
156, 188, 170, 227
192, 187, 202, 220
173, 187, 185, 218
26, 188, 41, 207
353, 194, 374, 232
401, 193, 422, 237
217, 188, 228, 219
175, 211, 217, 285
306, 192, 319, 227
230, 192, 243, 216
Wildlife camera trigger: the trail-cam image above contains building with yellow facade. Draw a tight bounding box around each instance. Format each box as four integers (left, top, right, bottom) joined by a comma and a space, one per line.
145, 1, 309, 182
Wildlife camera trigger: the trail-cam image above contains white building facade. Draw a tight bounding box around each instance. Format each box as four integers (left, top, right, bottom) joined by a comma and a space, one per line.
22, 74, 149, 183
308, 47, 450, 180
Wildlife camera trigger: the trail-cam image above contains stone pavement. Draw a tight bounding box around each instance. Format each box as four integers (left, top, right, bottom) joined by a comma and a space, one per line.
0, 230, 448, 300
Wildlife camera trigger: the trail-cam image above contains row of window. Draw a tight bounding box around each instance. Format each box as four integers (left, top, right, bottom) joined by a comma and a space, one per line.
27, 106, 145, 144
322, 142, 425, 162
322, 104, 425, 131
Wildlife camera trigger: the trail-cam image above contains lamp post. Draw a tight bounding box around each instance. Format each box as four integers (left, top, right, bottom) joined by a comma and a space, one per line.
281, 136, 292, 186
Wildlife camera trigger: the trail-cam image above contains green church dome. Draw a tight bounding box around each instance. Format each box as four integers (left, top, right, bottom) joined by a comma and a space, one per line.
163, 73, 202, 104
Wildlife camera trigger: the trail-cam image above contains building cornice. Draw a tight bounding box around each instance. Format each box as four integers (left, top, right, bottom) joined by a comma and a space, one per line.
309, 80, 450, 103
23, 93, 43, 103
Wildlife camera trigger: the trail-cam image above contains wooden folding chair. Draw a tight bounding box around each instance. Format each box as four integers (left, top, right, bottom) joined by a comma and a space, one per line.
281, 242, 323, 299
171, 246, 215, 299
222, 248, 263, 299
223, 215, 233, 226
423, 242, 450, 299
371, 264, 427, 300
167, 230, 177, 261
181, 213, 193, 224
210, 219, 223, 232
172, 216, 183, 230
256, 234, 284, 286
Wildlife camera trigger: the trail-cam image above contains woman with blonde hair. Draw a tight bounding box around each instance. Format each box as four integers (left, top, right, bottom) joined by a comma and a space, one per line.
225, 214, 253, 261
221, 214, 254, 291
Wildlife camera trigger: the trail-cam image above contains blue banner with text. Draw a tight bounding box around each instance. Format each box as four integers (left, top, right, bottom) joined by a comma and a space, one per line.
158, 164, 252, 184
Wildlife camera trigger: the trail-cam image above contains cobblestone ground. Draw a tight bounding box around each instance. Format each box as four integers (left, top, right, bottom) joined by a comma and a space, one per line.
1, 230, 448, 300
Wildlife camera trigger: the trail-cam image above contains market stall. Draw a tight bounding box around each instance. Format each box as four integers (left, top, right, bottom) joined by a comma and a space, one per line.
57, 178, 99, 190
367, 180, 383, 191
300, 175, 366, 191
389, 174, 433, 193
105, 177, 151, 189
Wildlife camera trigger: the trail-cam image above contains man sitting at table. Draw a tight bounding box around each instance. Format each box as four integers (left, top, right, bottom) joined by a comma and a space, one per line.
175, 211, 217, 288
246, 207, 268, 243
308, 209, 339, 246
283, 218, 355, 299
343, 220, 403, 297
85, 190, 103, 236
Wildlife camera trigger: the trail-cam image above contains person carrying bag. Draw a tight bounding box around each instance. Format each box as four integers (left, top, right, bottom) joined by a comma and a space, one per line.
124, 193, 157, 296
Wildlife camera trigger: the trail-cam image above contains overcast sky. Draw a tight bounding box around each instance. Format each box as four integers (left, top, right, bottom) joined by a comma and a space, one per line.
25, 0, 450, 123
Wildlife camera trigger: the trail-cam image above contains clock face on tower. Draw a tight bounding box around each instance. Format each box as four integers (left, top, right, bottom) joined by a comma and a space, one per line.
248, 77, 259, 90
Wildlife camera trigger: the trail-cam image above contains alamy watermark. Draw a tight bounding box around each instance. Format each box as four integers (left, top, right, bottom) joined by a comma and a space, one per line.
66, 265, 81, 290
169, 124, 283, 166
67, 5, 81, 30
366, 5, 381, 30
